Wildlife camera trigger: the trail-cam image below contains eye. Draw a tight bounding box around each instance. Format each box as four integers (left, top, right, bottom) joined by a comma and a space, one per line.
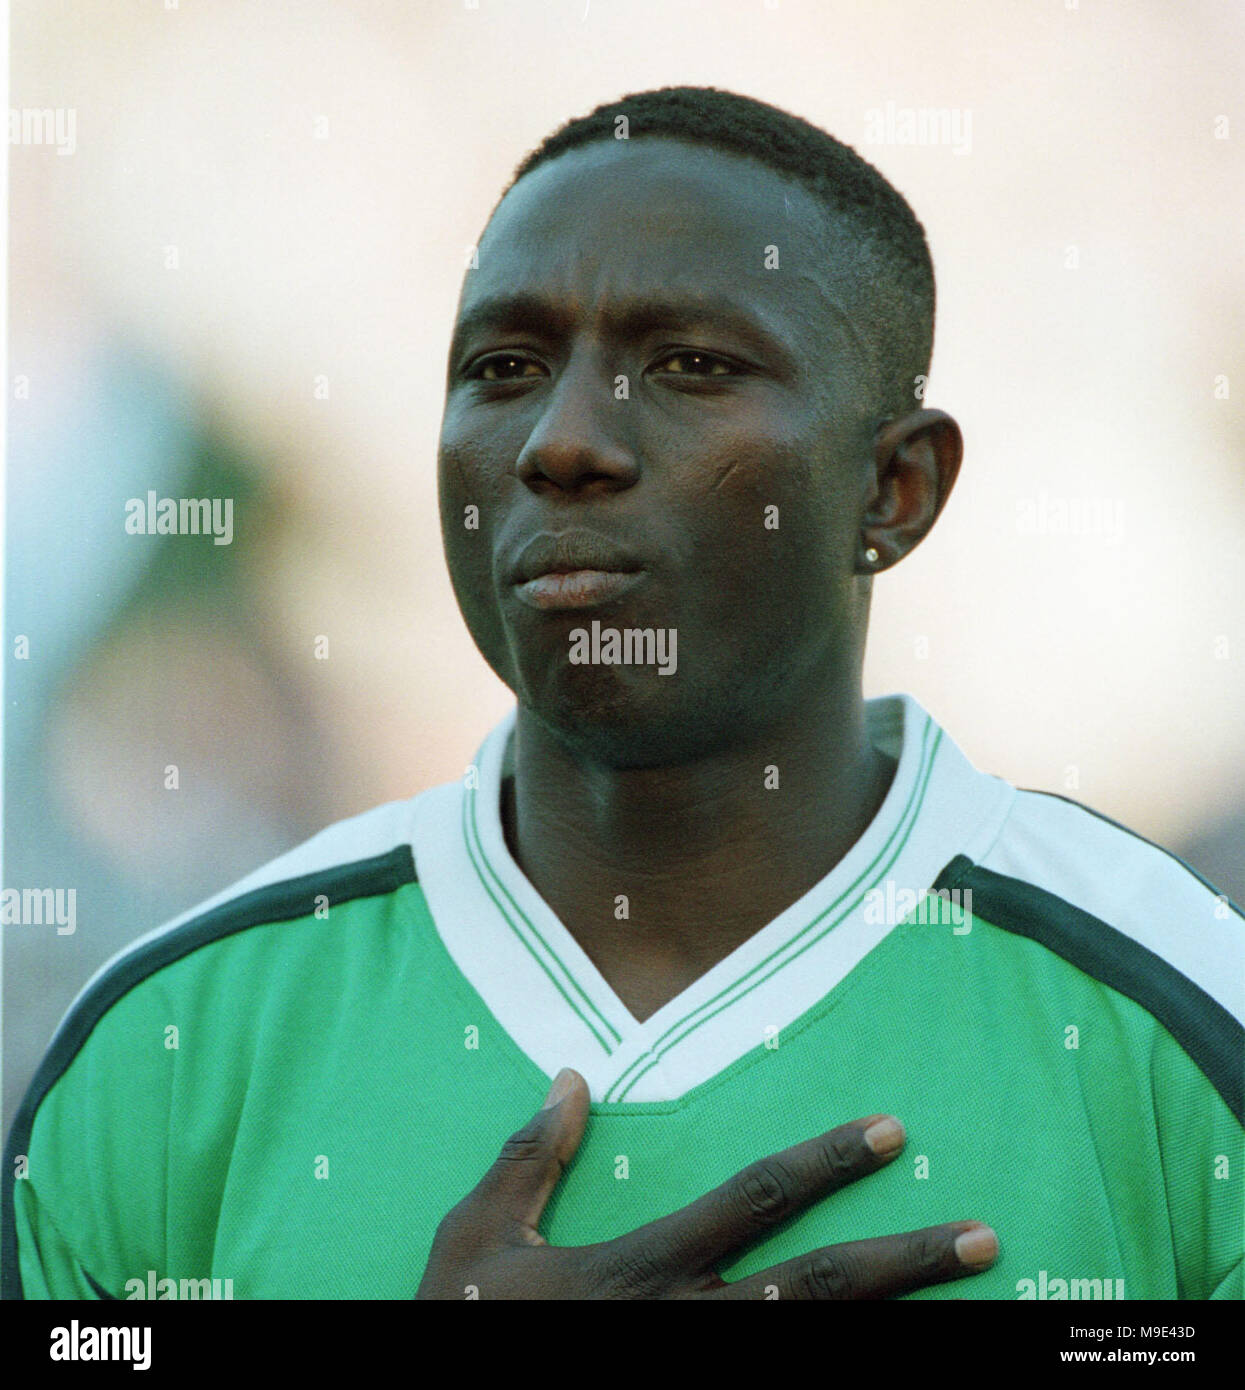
652, 350, 742, 377
467, 354, 546, 382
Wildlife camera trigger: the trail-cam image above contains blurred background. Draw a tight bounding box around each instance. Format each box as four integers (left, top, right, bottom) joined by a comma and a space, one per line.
5, 0, 1243, 1137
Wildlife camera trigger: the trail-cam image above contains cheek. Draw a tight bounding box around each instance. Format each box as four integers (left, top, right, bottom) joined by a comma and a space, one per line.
437, 442, 504, 636
437, 396, 524, 506
437, 430, 511, 557
691, 428, 856, 574
669, 435, 861, 670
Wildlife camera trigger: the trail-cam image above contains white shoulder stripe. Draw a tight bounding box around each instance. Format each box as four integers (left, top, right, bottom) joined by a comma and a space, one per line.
980, 791, 1244, 1026
57, 794, 422, 1025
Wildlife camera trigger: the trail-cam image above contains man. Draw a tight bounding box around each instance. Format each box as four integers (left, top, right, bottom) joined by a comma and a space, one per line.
5, 87, 1241, 1301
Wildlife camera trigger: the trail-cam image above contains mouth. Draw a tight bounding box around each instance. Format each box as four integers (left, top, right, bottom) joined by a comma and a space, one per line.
514, 568, 646, 611
508, 531, 646, 612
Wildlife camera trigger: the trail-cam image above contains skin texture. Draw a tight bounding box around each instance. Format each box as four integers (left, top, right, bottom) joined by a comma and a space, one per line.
439, 136, 962, 1022
422, 135, 990, 1300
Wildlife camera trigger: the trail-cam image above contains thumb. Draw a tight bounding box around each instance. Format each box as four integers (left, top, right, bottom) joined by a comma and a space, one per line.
471, 1067, 590, 1239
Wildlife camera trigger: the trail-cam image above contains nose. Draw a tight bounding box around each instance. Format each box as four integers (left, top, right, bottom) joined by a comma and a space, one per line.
514, 354, 640, 495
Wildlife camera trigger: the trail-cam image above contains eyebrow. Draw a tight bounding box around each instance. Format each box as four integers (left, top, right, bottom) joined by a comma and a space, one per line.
449, 291, 800, 374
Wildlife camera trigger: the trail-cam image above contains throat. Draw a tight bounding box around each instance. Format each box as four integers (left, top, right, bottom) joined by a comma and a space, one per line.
569, 920, 765, 1024
499, 773, 770, 1018
603, 969, 710, 1026
499, 732, 899, 1027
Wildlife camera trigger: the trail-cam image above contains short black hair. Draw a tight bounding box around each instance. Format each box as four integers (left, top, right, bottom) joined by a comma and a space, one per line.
502, 85, 936, 423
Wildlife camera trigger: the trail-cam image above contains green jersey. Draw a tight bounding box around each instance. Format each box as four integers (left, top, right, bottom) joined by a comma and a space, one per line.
5, 694, 1242, 1299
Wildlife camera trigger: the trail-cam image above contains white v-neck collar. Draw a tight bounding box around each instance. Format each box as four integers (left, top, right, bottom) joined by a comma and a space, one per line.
412, 693, 1013, 1102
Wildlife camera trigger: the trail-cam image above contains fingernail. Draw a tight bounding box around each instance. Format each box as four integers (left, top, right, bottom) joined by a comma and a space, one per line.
954, 1226, 998, 1268
541, 1067, 576, 1110
863, 1116, 905, 1156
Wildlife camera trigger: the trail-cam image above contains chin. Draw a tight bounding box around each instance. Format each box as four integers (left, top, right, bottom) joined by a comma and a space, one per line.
519, 662, 721, 770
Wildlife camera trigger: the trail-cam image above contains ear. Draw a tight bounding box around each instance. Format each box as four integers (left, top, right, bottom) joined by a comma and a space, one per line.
858, 408, 962, 573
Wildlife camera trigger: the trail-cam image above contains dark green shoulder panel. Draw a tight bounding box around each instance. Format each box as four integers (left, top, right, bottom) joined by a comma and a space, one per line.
2, 844, 416, 1300
934, 854, 1243, 1126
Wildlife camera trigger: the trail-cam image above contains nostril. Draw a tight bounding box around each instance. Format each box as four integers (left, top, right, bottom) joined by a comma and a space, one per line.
515, 440, 640, 493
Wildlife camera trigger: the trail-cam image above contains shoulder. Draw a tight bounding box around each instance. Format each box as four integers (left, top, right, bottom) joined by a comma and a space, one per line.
25, 791, 432, 1105
0, 790, 439, 1298
936, 788, 1244, 1120
948, 786, 1242, 956
92, 793, 422, 993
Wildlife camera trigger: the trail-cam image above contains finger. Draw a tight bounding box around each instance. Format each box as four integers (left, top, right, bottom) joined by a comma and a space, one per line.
608, 1113, 906, 1281
701, 1221, 998, 1301
463, 1067, 591, 1241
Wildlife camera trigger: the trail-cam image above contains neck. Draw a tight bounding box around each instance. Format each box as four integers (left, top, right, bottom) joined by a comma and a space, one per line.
501, 677, 896, 1022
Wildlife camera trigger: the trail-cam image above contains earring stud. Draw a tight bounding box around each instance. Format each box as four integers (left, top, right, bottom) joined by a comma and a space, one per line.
864, 547, 879, 564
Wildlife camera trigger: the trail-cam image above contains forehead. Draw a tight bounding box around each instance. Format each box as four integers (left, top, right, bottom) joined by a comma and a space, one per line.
463, 138, 863, 352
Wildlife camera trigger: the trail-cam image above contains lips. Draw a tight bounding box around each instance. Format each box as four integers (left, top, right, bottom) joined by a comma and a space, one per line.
508, 531, 646, 611
509, 531, 643, 585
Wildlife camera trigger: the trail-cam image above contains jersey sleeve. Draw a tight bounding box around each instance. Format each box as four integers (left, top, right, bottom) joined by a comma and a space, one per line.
1150, 1017, 1244, 1300
13, 1181, 108, 1300
5, 975, 176, 1301
1208, 1257, 1242, 1300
